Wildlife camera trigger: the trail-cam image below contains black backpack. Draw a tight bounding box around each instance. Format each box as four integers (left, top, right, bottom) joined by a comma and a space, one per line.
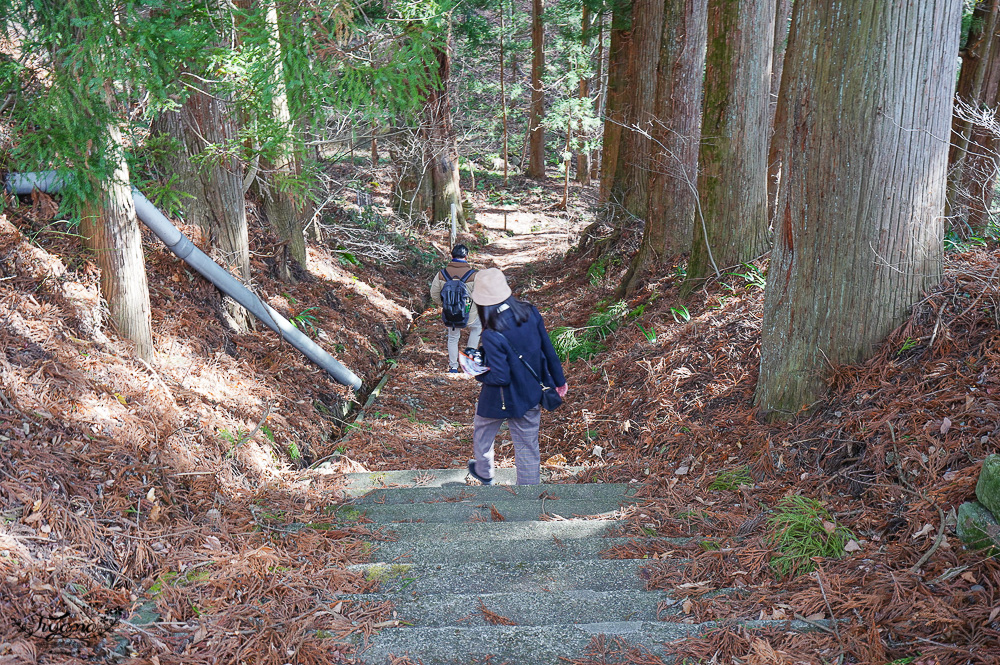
440, 268, 475, 328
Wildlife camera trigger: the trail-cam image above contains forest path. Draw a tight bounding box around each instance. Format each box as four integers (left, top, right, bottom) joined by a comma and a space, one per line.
320, 192, 585, 476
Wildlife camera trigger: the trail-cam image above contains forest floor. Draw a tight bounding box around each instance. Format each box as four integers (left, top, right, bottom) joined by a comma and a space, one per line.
1, 161, 999, 665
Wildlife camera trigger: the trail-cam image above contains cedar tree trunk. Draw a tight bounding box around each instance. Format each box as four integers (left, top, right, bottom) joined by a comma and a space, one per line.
82, 122, 154, 361
606, 0, 664, 220
756, 0, 960, 418
685, 0, 774, 286
527, 0, 546, 178
599, 1, 632, 202
153, 88, 254, 332
620, 0, 708, 297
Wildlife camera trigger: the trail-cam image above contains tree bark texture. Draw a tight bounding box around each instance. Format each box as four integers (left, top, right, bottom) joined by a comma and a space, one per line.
686, 0, 775, 284
81, 123, 155, 361
425, 38, 466, 227
527, 0, 547, 178
756, 0, 960, 418
606, 0, 664, 221
599, 1, 633, 202
576, 4, 592, 185
258, 2, 306, 279
620, 0, 708, 297
947, 0, 1000, 233
765, 0, 794, 220
153, 88, 254, 332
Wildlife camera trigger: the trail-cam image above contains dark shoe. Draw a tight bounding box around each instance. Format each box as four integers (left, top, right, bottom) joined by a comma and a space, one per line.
463, 347, 477, 357
468, 460, 493, 486
448, 367, 461, 374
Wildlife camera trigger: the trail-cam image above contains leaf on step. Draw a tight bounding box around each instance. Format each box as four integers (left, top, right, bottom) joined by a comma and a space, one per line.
477, 598, 516, 626
489, 504, 505, 522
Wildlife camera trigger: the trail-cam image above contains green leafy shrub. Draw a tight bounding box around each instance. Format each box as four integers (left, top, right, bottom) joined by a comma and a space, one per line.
767, 496, 854, 580
550, 300, 632, 362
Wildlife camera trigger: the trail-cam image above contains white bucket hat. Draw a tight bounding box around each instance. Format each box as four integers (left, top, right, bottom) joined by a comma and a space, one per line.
471, 268, 512, 306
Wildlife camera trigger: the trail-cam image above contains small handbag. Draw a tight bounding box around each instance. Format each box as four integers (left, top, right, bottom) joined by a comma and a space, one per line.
498, 333, 563, 411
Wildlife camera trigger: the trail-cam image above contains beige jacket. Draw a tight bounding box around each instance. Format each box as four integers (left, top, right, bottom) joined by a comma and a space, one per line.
429, 260, 479, 324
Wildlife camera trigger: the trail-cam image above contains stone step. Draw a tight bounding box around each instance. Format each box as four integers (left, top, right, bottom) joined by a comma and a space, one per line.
369, 535, 687, 565
353, 618, 820, 665
353, 498, 633, 524
351, 482, 637, 506
342, 589, 685, 627
366, 518, 632, 546
337, 467, 588, 494
349, 558, 662, 595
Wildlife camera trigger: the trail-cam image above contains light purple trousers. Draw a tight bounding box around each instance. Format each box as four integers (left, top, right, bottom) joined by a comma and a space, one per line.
471, 406, 542, 485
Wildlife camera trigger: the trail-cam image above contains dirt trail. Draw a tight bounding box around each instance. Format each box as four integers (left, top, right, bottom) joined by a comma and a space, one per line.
323, 201, 585, 475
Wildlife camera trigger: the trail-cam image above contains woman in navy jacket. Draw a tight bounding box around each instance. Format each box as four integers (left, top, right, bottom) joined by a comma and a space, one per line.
467, 268, 568, 485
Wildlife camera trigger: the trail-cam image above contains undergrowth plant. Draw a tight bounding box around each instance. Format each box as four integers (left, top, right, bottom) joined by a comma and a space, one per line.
767, 496, 854, 580
550, 300, 634, 362
709, 465, 753, 491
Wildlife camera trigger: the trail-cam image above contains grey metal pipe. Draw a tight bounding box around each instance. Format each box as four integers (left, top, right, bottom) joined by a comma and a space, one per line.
6, 171, 362, 390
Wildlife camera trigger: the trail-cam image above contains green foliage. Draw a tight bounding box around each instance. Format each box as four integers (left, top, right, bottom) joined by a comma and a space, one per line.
670, 305, 691, 323
944, 229, 988, 252
767, 496, 855, 580
636, 322, 656, 343
550, 300, 633, 362
726, 263, 767, 290
896, 337, 918, 356
286, 442, 301, 461
709, 466, 753, 491
290, 306, 319, 335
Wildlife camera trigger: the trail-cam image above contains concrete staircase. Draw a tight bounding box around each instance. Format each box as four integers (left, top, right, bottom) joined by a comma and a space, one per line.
340, 469, 804, 664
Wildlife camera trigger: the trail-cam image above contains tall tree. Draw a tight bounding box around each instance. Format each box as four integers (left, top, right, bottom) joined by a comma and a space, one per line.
258, 2, 307, 278
598, 0, 632, 202
605, 0, 664, 220
684, 0, 774, 287
82, 111, 155, 361
527, 0, 547, 178
424, 27, 466, 226
3, 1, 161, 359
947, 0, 1000, 234
153, 87, 253, 332
765, 0, 794, 220
619, 0, 708, 297
756, 0, 960, 418
576, 3, 593, 185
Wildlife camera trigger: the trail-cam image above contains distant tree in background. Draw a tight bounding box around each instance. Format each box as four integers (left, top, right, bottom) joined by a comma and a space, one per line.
684, 0, 774, 290
948, 0, 1000, 238
527, 0, 547, 178
756, 0, 961, 418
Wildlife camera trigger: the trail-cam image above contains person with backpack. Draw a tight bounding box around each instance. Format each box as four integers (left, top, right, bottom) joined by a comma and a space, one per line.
466, 268, 568, 486
429, 245, 481, 373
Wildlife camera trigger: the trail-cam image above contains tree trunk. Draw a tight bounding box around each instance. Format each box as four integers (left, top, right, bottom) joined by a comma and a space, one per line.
81, 121, 154, 361
619, 0, 708, 297
235, 1, 306, 281
500, 1, 509, 186
599, 2, 632, 202
591, 10, 605, 182
756, 0, 960, 418
153, 87, 254, 333
606, 0, 664, 221
576, 4, 592, 185
527, 0, 546, 179
947, 0, 1000, 234
765, 0, 794, 221
685, 0, 775, 287
964, 77, 1000, 232
426, 35, 466, 228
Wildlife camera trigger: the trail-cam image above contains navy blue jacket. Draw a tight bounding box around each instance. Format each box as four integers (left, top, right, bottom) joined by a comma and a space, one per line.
475, 306, 566, 419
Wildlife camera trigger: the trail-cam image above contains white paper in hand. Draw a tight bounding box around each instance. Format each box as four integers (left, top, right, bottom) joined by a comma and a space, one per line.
459, 350, 490, 376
